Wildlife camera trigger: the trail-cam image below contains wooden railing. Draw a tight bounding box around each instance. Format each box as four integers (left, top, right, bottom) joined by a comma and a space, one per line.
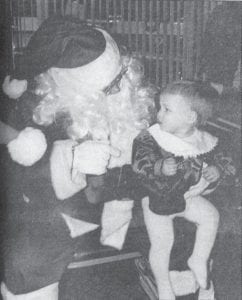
9, 0, 238, 86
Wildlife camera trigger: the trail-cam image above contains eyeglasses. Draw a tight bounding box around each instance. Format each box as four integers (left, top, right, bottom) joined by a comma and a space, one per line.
102, 67, 128, 95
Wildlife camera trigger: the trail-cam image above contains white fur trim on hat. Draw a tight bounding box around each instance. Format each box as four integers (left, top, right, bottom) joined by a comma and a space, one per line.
47, 29, 121, 94
2, 75, 27, 99
7, 127, 47, 166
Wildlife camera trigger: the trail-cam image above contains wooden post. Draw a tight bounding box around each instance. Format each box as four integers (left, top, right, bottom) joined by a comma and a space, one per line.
168, 0, 175, 83
2, 0, 14, 74
175, 0, 182, 81
36, 0, 48, 22
182, 0, 195, 80
141, 0, 146, 59
148, 0, 154, 79
162, 0, 168, 87
155, 0, 161, 85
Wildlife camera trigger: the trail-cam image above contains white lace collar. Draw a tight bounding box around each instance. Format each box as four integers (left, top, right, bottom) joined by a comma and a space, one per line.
148, 124, 218, 158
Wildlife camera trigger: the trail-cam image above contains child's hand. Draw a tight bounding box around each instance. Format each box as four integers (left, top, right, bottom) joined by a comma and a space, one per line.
162, 157, 177, 176
202, 165, 220, 183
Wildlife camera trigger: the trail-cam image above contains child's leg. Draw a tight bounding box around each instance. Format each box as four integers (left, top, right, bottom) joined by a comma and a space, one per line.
184, 196, 219, 289
142, 197, 175, 300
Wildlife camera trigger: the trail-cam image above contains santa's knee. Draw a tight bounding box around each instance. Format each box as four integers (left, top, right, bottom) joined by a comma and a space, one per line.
1, 282, 59, 300
3, 242, 63, 296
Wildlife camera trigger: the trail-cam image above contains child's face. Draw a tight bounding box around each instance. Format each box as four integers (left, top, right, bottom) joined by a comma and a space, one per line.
157, 93, 195, 136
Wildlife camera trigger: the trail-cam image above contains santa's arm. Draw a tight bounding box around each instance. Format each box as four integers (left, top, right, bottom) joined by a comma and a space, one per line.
92, 130, 167, 204
86, 129, 162, 204
0, 120, 19, 144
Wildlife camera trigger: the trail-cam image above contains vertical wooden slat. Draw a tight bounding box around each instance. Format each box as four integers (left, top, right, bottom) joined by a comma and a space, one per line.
14, 0, 20, 54
91, 0, 95, 25
195, 0, 204, 79
53, 0, 57, 14
203, 0, 210, 32
106, 0, 110, 31
175, 0, 182, 80
36, 0, 48, 20
182, 0, 195, 80
18, 0, 23, 49
30, 0, 34, 30
5, 0, 15, 73
120, 0, 125, 35
61, 0, 65, 15
76, 0, 83, 19
127, 0, 132, 48
83, 0, 87, 21
97, 0, 101, 24
22, 0, 26, 42
148, 0, 154, 80
71, 0, 74, 16
135, 0, 139, 56
210, 1, 217, 12
155, 0, 161, 85
55, 0, 61, 15
162, 0, 168, 87
168, 0, 175, 83
113, 0, 118, 33
141, 0, 146, 59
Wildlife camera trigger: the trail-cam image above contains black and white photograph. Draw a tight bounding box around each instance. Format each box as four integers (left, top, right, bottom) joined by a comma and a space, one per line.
0, 0, 241, 299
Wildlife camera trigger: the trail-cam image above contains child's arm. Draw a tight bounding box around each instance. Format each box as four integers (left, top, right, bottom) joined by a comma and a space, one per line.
201, 146, 236, 195
132, 130, 166, 178
132, 130, 176, 197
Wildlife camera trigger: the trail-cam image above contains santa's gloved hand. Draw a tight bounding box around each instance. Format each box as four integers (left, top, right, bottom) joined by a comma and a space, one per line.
73, 140, 120, 176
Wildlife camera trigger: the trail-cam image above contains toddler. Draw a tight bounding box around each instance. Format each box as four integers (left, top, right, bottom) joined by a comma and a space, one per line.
132, 81, 227, 299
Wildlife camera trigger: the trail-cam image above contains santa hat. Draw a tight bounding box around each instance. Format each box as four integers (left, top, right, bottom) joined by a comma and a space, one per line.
3, 15, 121, 98
4, 16, 122, 165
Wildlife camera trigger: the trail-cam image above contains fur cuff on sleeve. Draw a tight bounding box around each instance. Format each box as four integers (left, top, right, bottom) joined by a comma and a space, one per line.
50, 140, 87, 200
7, 127, 47, 166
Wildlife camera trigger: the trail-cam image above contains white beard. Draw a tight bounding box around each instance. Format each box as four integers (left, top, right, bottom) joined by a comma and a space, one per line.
106, 81, 141, 168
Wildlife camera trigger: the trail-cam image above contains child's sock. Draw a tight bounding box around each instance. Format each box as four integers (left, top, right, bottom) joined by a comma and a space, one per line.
188, 256, 208, 289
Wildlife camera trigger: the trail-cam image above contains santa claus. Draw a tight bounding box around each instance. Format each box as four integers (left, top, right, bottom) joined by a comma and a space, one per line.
0, 15, 156, 300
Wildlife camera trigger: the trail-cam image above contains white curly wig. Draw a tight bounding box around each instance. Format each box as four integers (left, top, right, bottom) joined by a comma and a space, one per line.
31, 54, 157, 166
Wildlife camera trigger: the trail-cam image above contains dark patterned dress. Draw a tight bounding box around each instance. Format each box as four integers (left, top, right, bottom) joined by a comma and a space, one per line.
131, 124, 235, 215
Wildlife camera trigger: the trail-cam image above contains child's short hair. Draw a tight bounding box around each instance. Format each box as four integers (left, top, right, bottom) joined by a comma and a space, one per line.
161, 81, 220, 126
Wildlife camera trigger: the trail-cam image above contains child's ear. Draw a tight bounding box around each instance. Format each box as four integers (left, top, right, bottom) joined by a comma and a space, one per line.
187, 110, 197, 124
